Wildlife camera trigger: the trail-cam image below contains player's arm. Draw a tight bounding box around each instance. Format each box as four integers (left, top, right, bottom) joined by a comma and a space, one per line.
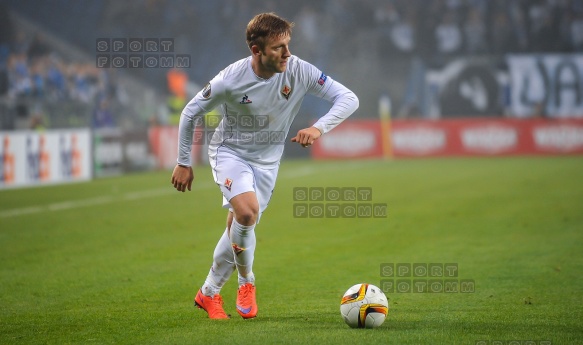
171, 113, 196, 192
291, 67, 359, 147
310, 78, 359, 135
172, 79, 224, 192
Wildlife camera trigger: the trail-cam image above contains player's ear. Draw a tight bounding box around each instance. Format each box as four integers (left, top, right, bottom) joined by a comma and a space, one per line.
251, 45, 262, 56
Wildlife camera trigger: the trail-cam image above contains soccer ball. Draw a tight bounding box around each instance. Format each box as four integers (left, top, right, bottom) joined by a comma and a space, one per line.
340, 283, 389, 328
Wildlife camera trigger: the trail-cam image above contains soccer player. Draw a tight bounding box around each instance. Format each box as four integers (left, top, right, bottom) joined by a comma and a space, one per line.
171, 12, 359, 319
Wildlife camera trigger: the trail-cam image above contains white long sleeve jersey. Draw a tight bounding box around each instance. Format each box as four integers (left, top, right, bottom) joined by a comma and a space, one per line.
178, 55, 359, 168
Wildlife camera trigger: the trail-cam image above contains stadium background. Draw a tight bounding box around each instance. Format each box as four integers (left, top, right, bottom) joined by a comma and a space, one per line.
1, 0, 583, 188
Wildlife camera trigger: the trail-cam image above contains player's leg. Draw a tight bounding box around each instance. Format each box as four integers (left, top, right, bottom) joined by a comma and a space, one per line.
229, 164, 279, 319
200, 214, 237, 296
210, 152, 260, 287
195, 213, 235, 319
229, 191, 259, 283
228, 191, 259, 319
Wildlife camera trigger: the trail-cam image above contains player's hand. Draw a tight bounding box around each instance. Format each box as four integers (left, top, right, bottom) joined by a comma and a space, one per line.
171, 164, 194, 192
291, 126, 322, 147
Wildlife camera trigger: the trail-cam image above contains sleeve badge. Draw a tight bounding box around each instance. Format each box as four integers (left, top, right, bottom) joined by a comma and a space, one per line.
201, 83, 211, 99
318, 72, 328, 86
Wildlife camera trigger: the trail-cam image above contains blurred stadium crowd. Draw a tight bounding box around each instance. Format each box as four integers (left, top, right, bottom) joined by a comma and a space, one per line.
1, 0, 582, 130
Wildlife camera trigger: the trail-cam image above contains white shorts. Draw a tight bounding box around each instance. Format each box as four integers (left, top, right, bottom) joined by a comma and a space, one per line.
210, 150, 279, 222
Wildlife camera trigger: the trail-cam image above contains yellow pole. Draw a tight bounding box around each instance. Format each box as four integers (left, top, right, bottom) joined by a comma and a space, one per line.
379, 94, 393, 159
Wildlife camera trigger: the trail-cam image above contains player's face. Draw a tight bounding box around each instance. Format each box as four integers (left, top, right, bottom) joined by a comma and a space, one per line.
257, 34, 291, 78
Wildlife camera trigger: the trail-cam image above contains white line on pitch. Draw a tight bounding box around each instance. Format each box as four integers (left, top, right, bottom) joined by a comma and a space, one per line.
0, 206, 44, 218
0, 184, 213, 219
48, 196, 114, 211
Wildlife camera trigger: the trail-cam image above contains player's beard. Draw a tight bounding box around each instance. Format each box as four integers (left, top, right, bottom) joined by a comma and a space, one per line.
273, 59, 287, 74
278, 59, 288, 73
261, 55, 287, 75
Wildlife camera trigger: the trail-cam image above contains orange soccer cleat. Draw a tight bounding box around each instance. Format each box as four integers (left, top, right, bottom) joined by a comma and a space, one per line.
194, 289, 230, 319
236, 283, 257, 319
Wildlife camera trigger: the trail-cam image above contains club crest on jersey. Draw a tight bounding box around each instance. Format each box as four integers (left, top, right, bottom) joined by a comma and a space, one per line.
202, 83, 211, 98
281, 85, 292, 100
239, 94, 252, 104
224, 178, 233, 191
232, 243, 245, 255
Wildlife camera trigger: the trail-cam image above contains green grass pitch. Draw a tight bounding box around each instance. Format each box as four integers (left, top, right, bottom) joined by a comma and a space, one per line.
1, 157, 582, 344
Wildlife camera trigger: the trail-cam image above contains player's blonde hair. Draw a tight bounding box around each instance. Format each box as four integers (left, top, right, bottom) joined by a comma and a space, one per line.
246, 12, 294, 51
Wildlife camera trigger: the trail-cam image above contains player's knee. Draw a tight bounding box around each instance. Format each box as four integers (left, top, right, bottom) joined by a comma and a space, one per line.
237, 212, 257, 226
235, 207, 258, 225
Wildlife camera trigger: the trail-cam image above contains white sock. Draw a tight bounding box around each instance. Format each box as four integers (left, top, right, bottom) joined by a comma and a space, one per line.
201, 228, 236, 296
229, 217, 256, 286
